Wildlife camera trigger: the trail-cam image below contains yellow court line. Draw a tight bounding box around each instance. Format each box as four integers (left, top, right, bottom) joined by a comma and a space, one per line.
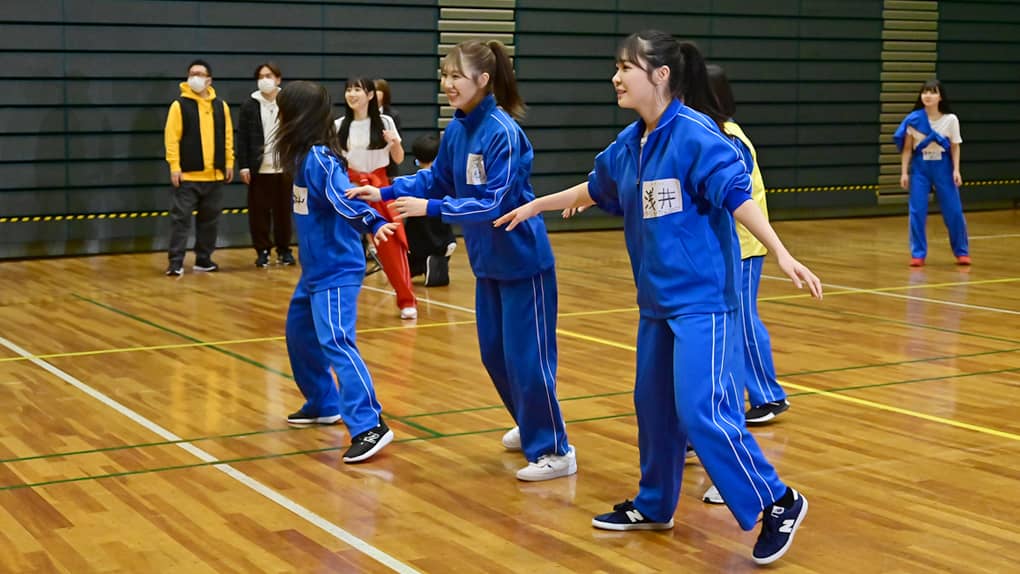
779, 379, 1020, 442
556, 328, 636, 351
0, 336, 282, 363
0, 320, 480, 364
555, 328, 1020, 443
560, 307, 638, 318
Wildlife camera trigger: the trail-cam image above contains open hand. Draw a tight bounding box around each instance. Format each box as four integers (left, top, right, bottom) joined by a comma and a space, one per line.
373, 222, 400, 244
346, 185, 381, 202
392, 197, 428, 219
493, 202, 540, 231
777, 254, 823, 300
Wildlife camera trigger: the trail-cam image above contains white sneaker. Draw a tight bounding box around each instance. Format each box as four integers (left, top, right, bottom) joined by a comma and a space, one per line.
400, 307, 418, 320
702, 484, 725, 505
445, 242, 457, 257
501, 426, 522, 451
516, 445, 577, 481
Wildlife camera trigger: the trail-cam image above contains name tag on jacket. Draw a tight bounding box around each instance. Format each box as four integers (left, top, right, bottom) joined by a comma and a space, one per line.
642, 178, 682, 219
466, 153, 487, 185
293, 185, 309, 215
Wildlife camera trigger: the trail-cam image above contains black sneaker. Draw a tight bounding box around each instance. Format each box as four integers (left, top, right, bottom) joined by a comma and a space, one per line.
342, 421, 394, 463
165, 265, 183, 277
278, 251, 296, 266
424, 254, 449, 287
591, 500, 674, 531
194, 259, 219, 272
753, 489, 808, 565
255, 250, 270, 268
745, 400, 790, 425
286, 409, 342, 427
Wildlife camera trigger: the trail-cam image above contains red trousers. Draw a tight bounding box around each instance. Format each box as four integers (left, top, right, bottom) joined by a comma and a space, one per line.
348, 167, 416, 310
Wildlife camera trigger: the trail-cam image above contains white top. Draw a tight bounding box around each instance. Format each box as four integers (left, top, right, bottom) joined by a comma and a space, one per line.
333, 114, 399, 173
251, 90, 282, 174
906, 113, 962, 162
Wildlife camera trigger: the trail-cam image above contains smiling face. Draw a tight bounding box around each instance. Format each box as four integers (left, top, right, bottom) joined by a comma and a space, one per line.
344, 84, 373, 116
441, 53, 489, 114
612, 59, 657, 111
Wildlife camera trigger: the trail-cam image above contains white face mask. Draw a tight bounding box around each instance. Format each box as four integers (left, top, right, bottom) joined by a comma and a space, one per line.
257, 78, 278, 94
187, 75, 208, 93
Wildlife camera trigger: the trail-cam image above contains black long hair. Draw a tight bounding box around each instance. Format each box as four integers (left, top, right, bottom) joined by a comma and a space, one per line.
337, 77, 386, 151
912, 79, 953, 113
616, 31, 727, 131
274, 80, 346, 177
706, 64, 737, 120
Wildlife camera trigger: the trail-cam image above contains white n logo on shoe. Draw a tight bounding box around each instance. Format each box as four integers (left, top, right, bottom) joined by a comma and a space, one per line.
625, 509, 644, 523
779, 519, 795, 534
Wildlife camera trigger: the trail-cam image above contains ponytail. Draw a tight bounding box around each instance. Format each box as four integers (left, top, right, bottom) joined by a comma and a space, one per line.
677, 42, 727, 131
442, 39, 526, 119
487, 40, 526, 119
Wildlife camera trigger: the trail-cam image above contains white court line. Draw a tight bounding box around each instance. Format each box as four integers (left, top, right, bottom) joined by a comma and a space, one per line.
0, 335, 420, 574
762, 275, 1020, 316
967, 233, 1020, 240
362, 285, 476, 314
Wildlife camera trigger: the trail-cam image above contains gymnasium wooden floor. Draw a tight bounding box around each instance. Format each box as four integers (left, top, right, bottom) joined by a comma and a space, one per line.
1, 209, 1018, 573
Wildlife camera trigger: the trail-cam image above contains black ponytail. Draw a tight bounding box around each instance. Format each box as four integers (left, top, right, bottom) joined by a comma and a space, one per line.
677, 42, 727, 131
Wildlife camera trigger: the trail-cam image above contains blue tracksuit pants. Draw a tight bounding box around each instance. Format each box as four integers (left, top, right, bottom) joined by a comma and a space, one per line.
475, 266, 570, 462
908, 154, 969, 259
740, 256, 786, 407
286, 279, 383, 437
633, 311, 786, 530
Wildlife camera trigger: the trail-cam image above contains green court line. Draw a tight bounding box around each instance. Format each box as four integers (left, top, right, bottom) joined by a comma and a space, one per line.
0, 427, 299, 464
779, 347, 1020, 378
74, 294, 293, 379
5, 341, 1016, 466
73, 294, 442, 439
770, 299, 1020, 346
784, 365, 1020, 398
5, 363, 1019, 492
9, 290, 1012, 472
0, 426, 502, 493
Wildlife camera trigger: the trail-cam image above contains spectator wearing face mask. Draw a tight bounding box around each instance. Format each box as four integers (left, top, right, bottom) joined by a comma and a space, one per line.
163, 59, 234, 276
238, 62, 295, 268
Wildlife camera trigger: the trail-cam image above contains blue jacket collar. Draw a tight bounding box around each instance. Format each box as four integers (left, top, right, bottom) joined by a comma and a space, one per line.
454, 93, 498, 128
621, 98, 684, 152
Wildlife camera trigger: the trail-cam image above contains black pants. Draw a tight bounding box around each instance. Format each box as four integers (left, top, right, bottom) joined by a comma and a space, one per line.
168, 180, 223, 266
405, 216, 455, 277
248, 172, 293, 254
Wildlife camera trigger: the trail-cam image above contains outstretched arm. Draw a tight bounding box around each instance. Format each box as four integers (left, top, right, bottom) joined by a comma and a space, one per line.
732, 200, 822, 299
493, 181, 595, 231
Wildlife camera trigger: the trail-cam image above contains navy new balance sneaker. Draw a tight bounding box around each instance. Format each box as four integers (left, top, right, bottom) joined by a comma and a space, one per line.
592, 500, 673, 531
753, 489, 808, 565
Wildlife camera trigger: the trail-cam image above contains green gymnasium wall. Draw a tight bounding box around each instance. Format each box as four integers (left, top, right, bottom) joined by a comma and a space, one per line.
0, 0, 1017, 258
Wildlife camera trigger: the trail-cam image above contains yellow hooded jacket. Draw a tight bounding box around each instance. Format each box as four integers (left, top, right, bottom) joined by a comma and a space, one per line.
724, 121, 769, 259
164, 82, 234, 181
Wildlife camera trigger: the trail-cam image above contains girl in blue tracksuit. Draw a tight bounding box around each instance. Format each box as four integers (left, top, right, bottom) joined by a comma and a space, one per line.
708, 64, 789, 424
273, 80, 399, 464
894, 79, 970, 267
496, 31, 822, 565
347, 40, 574, 482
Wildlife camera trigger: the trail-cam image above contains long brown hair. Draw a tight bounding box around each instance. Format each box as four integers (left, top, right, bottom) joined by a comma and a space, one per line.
442, 39, 526, 119
273, 80, 346, 177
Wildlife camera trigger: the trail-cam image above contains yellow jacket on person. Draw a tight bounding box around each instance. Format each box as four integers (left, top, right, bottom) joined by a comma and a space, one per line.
724, 121, 769, 259
164, 82, 235, 181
